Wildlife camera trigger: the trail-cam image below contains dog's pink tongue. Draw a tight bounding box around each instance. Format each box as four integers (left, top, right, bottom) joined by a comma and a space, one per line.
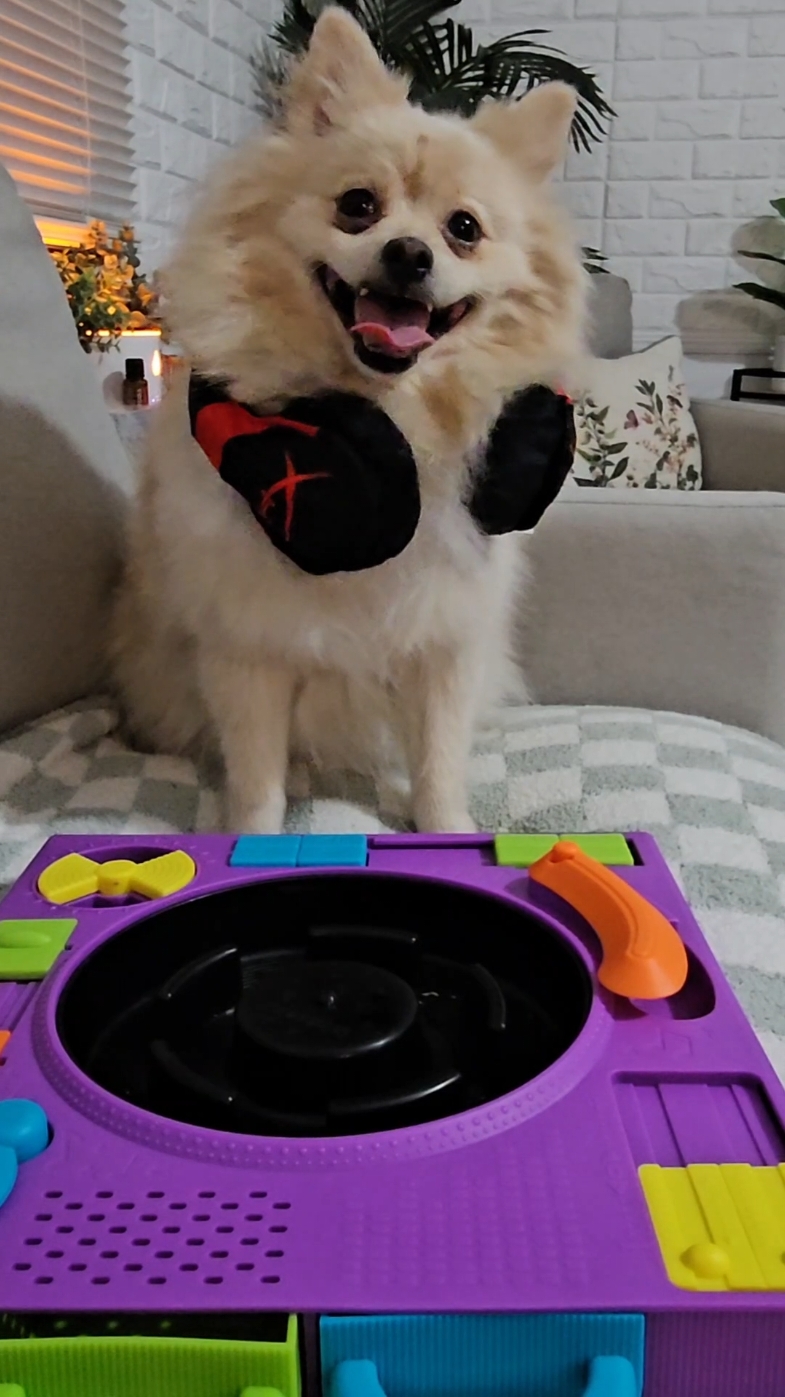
352, 292, 434, 356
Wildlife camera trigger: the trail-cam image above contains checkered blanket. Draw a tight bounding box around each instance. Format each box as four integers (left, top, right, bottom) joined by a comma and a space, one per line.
1, 698, 784, 1080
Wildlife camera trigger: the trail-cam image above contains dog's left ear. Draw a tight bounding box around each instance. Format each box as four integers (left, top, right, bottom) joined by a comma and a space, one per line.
284, 7, 408, 136
472, 82, 577, 181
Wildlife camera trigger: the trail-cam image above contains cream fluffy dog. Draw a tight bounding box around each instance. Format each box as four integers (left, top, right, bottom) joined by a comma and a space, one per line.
113, 8, 585, 833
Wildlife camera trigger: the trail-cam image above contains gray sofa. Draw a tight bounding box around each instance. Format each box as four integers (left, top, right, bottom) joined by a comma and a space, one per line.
0, 161, 131, 735
525, 280, 785, 748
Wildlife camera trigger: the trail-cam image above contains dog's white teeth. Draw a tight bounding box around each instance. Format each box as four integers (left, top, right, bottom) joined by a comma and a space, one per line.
359, 285, 370, 297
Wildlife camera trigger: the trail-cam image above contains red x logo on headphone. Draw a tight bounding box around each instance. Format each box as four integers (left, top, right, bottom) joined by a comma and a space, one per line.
258, 453, 329, 541
194, 401, 330, 541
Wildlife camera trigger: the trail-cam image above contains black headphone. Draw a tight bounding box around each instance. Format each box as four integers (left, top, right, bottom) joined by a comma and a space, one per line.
189, 375, 575, 577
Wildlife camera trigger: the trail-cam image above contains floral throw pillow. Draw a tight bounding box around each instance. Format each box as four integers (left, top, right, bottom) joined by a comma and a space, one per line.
571, 336, 702, 489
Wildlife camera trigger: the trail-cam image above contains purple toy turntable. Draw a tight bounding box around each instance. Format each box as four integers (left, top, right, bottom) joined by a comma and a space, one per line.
1, 830, 784, 1397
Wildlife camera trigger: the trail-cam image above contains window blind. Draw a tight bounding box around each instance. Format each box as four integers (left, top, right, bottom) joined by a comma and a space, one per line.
0, 0, 135, 229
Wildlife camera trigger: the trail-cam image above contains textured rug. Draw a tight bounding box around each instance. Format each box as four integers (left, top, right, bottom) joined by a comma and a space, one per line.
1, 697, 785, 1080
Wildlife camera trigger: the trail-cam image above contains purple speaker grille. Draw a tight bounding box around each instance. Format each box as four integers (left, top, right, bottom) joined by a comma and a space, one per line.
7, 1185, 291, 1292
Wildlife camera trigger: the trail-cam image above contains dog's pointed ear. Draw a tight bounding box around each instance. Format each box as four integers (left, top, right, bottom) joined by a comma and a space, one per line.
284, 7, 408, 136
472, 82, 577, 181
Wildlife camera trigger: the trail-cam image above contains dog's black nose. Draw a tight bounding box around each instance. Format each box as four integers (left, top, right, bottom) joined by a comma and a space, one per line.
381, 237, 434, 286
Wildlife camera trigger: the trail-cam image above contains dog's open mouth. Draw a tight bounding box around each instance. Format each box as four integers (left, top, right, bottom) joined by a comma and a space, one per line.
317, 265, 473, 374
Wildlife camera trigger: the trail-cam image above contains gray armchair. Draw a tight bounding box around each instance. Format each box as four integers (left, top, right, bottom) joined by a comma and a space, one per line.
522, 276, 785, 745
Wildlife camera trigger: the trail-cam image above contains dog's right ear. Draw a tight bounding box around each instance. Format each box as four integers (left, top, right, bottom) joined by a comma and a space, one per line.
284, 8, 408, 136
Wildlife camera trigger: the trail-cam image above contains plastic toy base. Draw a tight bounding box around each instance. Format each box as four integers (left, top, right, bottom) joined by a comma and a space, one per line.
0, 831, 784, 1397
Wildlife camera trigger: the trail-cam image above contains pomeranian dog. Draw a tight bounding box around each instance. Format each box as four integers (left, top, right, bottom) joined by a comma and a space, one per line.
113, 7, 585, 834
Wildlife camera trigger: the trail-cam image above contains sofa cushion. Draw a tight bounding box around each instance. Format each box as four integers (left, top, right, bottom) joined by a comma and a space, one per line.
572, 336, 702, 489
0, 698, 783, 1083
0, 161, 131, 733
692, 398, 785, 492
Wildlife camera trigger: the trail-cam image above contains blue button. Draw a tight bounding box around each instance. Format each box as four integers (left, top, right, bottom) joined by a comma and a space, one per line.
0, 1145, 17, 1209
297, 835, 368, 867
330, 1362, 387, 1397
584, 1356, 638, 1396
0, 1099, 50, 1162
230, 835, 302, 868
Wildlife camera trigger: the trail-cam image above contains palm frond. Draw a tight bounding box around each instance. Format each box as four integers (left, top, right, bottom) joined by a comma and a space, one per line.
270, 0, 460, 62
252, 0, 614, 149
371, 0, 461, 54
400, 22, 613, 145
269, 0, 321, 55
250, 38, 295, 120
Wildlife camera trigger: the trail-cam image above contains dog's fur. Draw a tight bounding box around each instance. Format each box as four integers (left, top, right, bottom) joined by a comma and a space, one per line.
112, 8, 586, 833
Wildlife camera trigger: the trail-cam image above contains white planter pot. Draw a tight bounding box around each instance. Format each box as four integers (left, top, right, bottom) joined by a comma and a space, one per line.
89, 329, 164, 407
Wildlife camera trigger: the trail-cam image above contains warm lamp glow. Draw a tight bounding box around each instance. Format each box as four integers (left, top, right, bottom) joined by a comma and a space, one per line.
151, 349, 162, 378
35, 218, 87, 248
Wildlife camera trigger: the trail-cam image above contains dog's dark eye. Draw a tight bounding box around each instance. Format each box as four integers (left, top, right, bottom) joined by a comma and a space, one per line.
335, 188, 381, 233
446, 210, 482, 247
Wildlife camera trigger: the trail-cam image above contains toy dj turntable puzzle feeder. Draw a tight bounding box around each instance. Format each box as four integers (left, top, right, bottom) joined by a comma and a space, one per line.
0, 830, 784, 1397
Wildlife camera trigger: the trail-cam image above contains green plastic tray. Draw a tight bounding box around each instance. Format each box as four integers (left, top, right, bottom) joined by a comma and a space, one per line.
0, 1313, 299, 1397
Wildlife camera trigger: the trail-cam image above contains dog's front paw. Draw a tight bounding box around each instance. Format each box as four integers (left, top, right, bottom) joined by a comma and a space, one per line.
226, 789, 287, 834
413, 804, 477, 835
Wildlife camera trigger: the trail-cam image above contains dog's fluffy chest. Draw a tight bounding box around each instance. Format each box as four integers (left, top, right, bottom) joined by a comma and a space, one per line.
151, 398, 510, 679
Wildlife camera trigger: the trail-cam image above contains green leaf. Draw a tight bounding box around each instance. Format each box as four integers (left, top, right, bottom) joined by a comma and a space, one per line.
384, 0, 461, 46
269, 0, 318, 55
655, 393, 663, 416
609, 458, 628, 480
734, 281, 785, 313
771, 198, 785, 219
583, 245, 608, 274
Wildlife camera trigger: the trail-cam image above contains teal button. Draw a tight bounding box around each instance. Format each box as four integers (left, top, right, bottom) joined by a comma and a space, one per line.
230, 835, 302, 868
297, 835, 368, 867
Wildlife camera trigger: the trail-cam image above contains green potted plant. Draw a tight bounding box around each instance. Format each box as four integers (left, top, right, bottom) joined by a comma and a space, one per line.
736, 197, 785, 373
50, 220, 165, 406
50, 220, 159, 353
252, 0, 613, 271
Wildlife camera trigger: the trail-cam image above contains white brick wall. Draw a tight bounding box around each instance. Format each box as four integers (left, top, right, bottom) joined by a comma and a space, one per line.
473, 0, 785, 347
123, 0, 785, 349
125, 0, 271, 268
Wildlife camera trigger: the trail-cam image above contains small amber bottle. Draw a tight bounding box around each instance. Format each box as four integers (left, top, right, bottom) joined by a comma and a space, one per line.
123, 357, 149, 407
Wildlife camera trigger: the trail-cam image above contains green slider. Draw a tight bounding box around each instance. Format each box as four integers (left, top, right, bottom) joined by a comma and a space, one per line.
494, 833, 634, 867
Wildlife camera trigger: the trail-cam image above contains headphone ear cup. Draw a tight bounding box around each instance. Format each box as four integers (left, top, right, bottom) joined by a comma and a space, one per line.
469, 387, 576, 535
281, 393, 421, 571
190, 380, 421, 576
